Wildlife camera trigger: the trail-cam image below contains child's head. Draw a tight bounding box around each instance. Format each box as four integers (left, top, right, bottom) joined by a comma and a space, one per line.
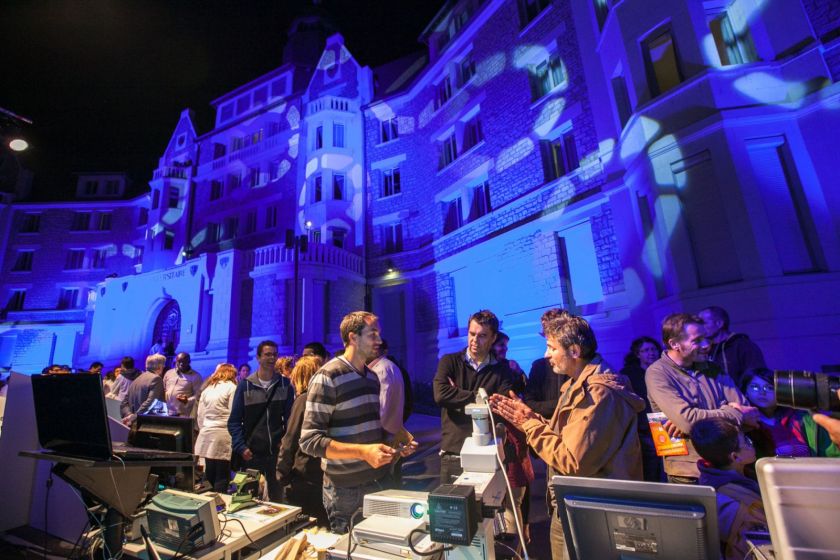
690, 417, 755, 470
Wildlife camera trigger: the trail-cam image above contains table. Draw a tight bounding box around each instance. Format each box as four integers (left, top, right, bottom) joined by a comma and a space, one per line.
122, 494, 303, 560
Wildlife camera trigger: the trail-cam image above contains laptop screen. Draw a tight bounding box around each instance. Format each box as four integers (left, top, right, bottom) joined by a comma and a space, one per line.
31, 374, 113, 461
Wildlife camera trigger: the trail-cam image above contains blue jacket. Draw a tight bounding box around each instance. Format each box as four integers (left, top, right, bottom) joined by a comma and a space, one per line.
227, 373, 293, 457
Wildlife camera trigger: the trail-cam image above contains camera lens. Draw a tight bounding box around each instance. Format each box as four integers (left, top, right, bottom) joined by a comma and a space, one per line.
775, 370, 840, 412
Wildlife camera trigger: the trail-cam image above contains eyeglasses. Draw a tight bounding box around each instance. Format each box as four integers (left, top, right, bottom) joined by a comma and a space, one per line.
748, 384, 774, 394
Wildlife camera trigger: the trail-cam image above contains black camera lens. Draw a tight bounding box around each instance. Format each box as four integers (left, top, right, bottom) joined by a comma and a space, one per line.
775, 370, 840, 412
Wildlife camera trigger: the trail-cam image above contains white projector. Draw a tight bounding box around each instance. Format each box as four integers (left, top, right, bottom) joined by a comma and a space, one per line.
363, 489, 429, 523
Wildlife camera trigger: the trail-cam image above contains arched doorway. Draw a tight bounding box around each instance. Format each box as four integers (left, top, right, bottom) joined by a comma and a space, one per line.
152, 300, 181, 359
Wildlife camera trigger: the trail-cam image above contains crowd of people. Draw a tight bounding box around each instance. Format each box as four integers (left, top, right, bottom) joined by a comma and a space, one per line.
28, 306, 840, 560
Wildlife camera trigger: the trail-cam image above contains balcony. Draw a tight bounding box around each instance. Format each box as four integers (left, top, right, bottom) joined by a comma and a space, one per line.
249, 242, 363, 277
306, 96, 357, 116
153, 166, 189, 180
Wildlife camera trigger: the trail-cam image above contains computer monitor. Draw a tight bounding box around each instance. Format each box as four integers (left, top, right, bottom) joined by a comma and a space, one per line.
131, 415, 195, 490
552, 476, 719, 560
756, 457, 840, 560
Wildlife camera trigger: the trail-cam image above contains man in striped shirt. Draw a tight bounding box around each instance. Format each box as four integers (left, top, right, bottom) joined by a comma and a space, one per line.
299, 311, 417, 533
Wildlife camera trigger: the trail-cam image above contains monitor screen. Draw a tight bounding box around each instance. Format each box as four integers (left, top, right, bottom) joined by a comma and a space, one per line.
31, 374, 112, 460
131, 415, 194, 453
552, 476, 719, 560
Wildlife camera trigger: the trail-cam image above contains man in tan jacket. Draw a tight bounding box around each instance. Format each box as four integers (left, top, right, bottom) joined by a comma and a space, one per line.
490, 315, 644, 560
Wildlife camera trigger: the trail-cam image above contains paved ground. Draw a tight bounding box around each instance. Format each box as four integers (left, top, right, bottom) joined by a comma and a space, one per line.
402, 413, 552, 560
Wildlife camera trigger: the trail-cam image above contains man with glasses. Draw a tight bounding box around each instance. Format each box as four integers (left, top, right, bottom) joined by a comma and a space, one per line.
646, 313, 759, 483
228, 340, 293, 501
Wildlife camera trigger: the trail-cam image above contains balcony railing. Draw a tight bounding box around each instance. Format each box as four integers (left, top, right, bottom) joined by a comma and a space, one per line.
306, 96, 356, 116
153, 166, 188, 180
250, 242, 363, 276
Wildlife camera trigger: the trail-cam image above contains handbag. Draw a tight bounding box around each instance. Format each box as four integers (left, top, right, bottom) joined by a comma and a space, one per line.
231, 379, 282, 471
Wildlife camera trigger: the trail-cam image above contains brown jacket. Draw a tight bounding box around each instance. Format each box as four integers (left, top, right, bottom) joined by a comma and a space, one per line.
521, 359, 645, 480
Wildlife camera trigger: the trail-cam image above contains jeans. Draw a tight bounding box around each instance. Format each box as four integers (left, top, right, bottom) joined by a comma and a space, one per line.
323, 477, 387, 534
550, 508, 571, 560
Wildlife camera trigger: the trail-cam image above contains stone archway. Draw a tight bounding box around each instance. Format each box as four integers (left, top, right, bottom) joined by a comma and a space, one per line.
152, 299, 181, 354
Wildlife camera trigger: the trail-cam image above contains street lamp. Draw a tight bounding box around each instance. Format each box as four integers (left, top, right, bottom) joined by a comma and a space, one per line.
285, 228, 309, 355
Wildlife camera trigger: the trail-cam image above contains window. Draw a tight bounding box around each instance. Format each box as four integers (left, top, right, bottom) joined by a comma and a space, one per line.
458, 57, 476, 87
710, 11, 757, 66
7, 289, 25, 311
227, 172, 241, 190
443, 198, 464, 234
207, 223, 220, 243
310, 229, 321, 244
468, 181, 492, 221
213, 142, 226, 159
643, 28, 683, 97
313, 175, 323, 203
91, 248, 107, 269
439, 134, 458, 169
163, 230, 175, 250
265, 206, 277, 229
540, 131, 580, 181
248, 166, 261, 188
167, 186, 180, 209
84, 180, 98, 196
315, 125, 323, 150
270, 161, 282, 181
210, 180, 223, 201
105, 180, 119, 195
333, 123, 345, 148
12, 250, 33, 272
594, 0, 610, 30
133, 246, 144, 264
20, 213, 40, 233
138, 207, 149, 226
333, 174, 345, 200
517, 0, 550, 28
383, 223, 403, 253
462, 116, 484, 151
245, 211, 257, 235
251, 129, 263, 145
332, 229, 346, 249
530, 54, 567, 100
71, 212, 91, 231
435, 77, 453, 109
612, 75, 632, 128
383, 168, 401, 197
224, 217, 238, 240
380, 118, 398, 143
65, 249, 85, 270
152, 189, 160, 210
96, 212, 112, 231
58, 288, 81, 310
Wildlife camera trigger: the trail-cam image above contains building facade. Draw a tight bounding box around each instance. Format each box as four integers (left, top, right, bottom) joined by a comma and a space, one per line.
2, 0, 839, 380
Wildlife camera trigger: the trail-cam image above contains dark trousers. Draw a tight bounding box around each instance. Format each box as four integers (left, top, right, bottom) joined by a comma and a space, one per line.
204, 458, 231, 493
440, 453, 463, 485
242, 453, 284, 502
640, 432, 666, 482
667, 474, 698, 484
286, 478, 329, 527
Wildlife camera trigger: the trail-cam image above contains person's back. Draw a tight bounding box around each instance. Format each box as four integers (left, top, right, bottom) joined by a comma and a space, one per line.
691, 417, 767, 560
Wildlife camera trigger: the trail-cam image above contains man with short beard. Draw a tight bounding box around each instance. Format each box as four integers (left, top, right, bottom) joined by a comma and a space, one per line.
490, 314, 644, 560
646, 313, 759, 483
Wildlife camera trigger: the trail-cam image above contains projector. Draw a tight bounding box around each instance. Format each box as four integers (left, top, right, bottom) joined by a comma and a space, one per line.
363, 489, 429, 523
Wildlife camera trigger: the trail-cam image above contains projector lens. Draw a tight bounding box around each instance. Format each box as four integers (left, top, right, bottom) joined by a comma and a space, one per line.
410, 503, 425, 519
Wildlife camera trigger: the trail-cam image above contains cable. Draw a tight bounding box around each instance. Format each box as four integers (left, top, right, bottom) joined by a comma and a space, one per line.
496, 540, 525, 560
346, 508, 364, 560
407, 528, 452, 556
44, 470, 53, 560
487, 404, 530, 560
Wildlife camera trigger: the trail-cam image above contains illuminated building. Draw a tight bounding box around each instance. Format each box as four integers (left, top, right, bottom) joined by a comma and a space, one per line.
1, 1, 839, 379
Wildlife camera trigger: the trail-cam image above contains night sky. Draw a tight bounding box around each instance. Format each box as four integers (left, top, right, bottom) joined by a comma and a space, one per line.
0, 0, 444, 199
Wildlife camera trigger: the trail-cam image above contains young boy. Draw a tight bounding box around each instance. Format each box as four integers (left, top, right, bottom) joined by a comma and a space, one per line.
690, 417, 768, 560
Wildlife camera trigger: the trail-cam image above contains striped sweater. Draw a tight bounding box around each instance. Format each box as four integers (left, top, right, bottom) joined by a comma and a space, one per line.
299, 356, 388, 486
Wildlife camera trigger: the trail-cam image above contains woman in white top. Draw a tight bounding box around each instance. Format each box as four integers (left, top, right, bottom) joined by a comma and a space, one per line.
195, 363, 238, 492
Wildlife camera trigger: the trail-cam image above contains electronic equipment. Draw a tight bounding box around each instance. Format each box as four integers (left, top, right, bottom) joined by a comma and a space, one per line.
459, 393, 501, 473
130, 415, 195, 490
551, 476, 719, 560
363, 489, 429, 523
756, 457, 840, 559
775, 370, 840, 416
228, 469, 261, 512
144, 489, 220, 553
353, 514, 427, 553
428, 484, 479, 547
31, 374, 193, 463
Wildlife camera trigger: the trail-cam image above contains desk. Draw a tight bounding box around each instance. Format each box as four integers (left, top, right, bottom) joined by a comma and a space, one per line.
123, 494, 303, 560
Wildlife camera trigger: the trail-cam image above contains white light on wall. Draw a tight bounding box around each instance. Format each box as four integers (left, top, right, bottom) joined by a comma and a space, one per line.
9, 138, 28, 152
